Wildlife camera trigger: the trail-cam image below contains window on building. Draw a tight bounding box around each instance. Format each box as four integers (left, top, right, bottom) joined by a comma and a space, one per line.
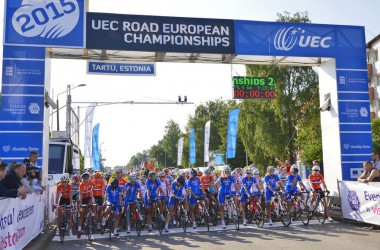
371, 76, 377, 87
370, 100, 374, 112
374, 50, 379, 62
367, 52, 371, 63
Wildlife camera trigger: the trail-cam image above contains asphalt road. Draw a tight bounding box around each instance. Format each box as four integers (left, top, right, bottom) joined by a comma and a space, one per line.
44, 221, 378, 250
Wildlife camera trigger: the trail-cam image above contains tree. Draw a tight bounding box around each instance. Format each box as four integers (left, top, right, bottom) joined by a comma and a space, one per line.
162, 120, 182, 167
241, 11, 320, 169
372, 118, 380, 152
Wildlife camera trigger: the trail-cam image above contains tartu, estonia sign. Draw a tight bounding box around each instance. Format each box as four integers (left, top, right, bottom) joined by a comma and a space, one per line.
87, 61, 156, 76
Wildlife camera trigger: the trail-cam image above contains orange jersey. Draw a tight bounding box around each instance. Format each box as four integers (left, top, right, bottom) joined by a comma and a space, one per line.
80, 181, 94, 199
309, 174, 324, 190
57, 184, 73, 199
118, 178, 127, 190
93, 180, 105, 197
200, 175, 214, 191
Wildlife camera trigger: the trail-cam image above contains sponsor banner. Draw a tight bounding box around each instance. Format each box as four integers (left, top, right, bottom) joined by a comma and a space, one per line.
86, 12, 235, 54
0, 192, 45, 250
4, 0, 86, 48
226, 108, 240, 159
87, 61, 156, 76
189, 129, 196, 164
91, 123, 100, 171
341, 163, 365, 180
337, 70, 369, 92
234, 20, 365, 59
84, 104, 96, 169
2, 60, 45, 85
340, 133, 373, 155
177, 137, 184, 167
0, 96, 44, 121
204, 121, 211, 163
340, 181, 380, 226
47, 184, 58, 224
338, 101, 371, 123
0, 133, 43, 165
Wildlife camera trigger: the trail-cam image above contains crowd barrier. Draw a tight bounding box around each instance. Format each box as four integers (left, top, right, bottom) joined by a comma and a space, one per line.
340, 181, 380, 226
0, 192, 45, 250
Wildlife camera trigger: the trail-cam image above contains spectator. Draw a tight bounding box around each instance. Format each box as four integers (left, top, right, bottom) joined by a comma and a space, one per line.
358, 161, 380, 183
0, 163, 27, 199
275, 158, 291, 173
29, 151, 42, 186
370, 151, 380, 170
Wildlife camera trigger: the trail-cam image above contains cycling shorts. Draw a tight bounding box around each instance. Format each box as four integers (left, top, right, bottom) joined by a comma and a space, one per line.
82, 196, 93, 205
285, 190, 298, 201
106, 201, 121, 214
94, 196, 104, 206
189, 193, 205, 207
265, 189, 274, 202
218, 192, 233, 206
59, 198, 71, 206
314, 188, 325, 199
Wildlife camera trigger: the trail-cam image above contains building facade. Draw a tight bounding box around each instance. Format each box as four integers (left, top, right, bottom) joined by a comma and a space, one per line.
367, 35, 380, 119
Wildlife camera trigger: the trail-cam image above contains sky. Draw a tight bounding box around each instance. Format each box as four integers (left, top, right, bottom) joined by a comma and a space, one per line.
1, 0, 380, 167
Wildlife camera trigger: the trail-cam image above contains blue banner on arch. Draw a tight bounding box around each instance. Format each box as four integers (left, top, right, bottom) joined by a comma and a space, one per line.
226, 108, 240, 159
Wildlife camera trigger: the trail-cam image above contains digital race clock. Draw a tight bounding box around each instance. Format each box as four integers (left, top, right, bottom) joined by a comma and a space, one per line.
232, 76, 276, 99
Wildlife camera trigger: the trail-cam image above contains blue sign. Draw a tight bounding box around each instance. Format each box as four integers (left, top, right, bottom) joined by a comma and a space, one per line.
0, 45, 45, 164
337, 70, 369, 92
338, 101, 371, 123
4, 0, 86, 48
189, 129, 196, 164
88, 61, 156, 76
92, 123, 100, 171
86, 12, 235, 54
234, 20, 366, 59
226, 108, 240, 159
340, 133, 372, 155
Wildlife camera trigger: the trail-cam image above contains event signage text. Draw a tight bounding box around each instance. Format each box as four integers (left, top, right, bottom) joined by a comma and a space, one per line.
233, 76, 276, 99
87, 61, 156, 76
86, 12, 235, 54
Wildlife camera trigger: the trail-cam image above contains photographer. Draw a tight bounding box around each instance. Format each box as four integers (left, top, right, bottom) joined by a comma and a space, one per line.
23, 158, 43, 194
29, 151, 42, 186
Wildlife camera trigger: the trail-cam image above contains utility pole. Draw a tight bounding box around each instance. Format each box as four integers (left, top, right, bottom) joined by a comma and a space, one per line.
66, 85, 72, 140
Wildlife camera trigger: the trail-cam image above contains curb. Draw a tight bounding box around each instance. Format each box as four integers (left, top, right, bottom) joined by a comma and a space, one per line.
24, 225, 56, 250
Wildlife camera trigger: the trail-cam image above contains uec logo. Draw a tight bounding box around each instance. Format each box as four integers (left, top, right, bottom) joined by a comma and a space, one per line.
274, 26, 332, 51
12, 0, 80, 39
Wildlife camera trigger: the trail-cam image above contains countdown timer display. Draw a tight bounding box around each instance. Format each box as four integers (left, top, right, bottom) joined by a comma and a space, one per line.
233, 76, 276, 99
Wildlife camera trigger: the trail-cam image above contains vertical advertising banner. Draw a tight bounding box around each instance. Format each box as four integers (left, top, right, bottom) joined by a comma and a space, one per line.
177, 137, 184, 167
189, 129, 196, 165
83, 104, 96, 169
226, 108, 240, 159
92, 123, 100, 171
4, 0, 86, 48
0, 46, 45, 165
204, 121, 211, 163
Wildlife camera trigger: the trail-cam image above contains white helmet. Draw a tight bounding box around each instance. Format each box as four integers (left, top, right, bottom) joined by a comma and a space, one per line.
129, 173, 137, 182
312, 165, 320, 171
290, 164, 299, 173
267, 166, 276, 172
253, 169, 260, 175
60, 175, 69, 181
245, 169, 253, 175
223, 166, 231, 174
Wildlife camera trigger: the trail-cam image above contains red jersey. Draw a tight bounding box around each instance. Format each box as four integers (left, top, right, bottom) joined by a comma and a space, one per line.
309, 174, 324, 190
80, 181, 94, 199
57, 184, 73, 199
118, 178, 127, 190
93, 180, 105, 197
200, 175, 214, 191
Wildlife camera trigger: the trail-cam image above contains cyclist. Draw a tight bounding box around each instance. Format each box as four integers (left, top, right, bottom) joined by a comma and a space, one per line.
285, 165, 307, 213
124, 173, 143, 234
144, 171, 166, 232
186, 168, 209, 229
309, 165, 333, 222
278, 166, 288, 186
77, 172, 96, 238
103, 178, 123, 236
215, 166, 238, 229
264, 166, 285, 226
55, 175, 73, 237
115, 168, 127, 192
240, 168, 262, 226
158, 171, 170, 198
235, 168, 243, 191
93, 172, 106, 230
139, 175, 147, 200
165, 175, 189, 232
70, 174, 80, 202
201, 168, 217, 204
252, 169, 264, 194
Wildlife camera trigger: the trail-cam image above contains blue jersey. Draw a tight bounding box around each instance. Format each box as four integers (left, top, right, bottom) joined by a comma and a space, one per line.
70, 181, 79, 196
264, 174, 280, 191
124, 181, 141, 201
218, 176, 236, 194
106, 185, 122, 204
285, 174, 302, 191
186, 177, 202, 196
240, 176, 257, 195
145, 179, 161, 198
171, 181, 185, 197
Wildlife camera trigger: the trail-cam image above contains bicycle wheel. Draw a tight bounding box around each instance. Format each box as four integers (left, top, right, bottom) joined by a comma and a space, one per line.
316, 202, 326, 224
279, 201, 291, 227
300, 200, 310, 226
180, 207, 188, 232
135, 208, 143, 236
203, 206, 210, 232
59, 215, 66, 244
86, 212, 92, 241
155, 209, 163, 235
254, 201, 265, 228
109, 213, 114, 241
231, 202, 239, 230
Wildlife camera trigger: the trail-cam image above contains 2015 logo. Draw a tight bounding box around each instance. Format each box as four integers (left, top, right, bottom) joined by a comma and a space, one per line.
347, 190, 360, 212
274, 26, 332, 51
11, 0, 80, 39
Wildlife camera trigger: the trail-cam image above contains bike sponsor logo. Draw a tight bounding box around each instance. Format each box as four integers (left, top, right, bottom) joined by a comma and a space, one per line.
274, 26, 332, 51
28, 103, 41, 114
2, 145, 12, 153
11, 0, 80, 39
